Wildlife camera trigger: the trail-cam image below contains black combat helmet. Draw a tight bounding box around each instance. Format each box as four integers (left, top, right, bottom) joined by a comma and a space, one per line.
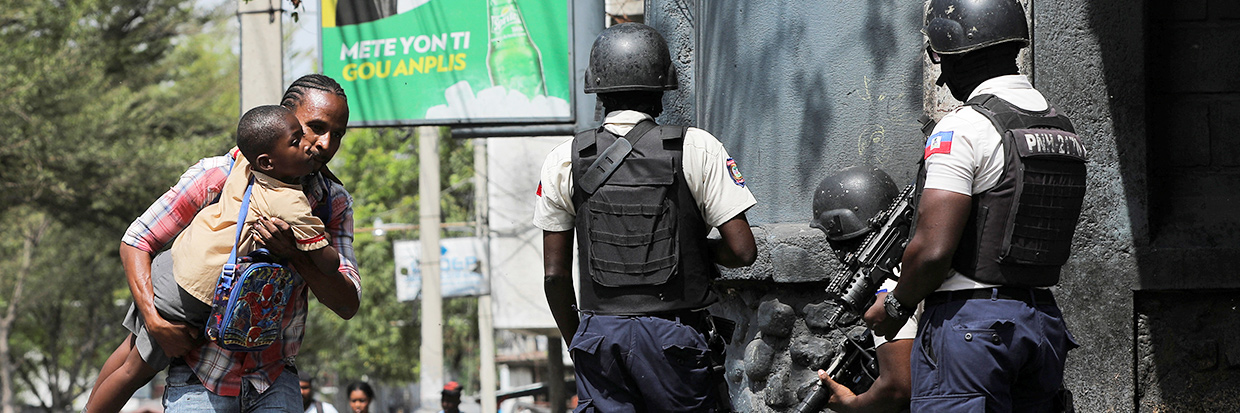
811, 166, 899, 242
584, 23, 678, 93
924, 0, 1029, 55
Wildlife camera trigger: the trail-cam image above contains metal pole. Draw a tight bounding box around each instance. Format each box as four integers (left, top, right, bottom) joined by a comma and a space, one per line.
418, 126, 444, 412
238, 0, 283, 114
475, 137, 498, 412
547, 338, 565, 413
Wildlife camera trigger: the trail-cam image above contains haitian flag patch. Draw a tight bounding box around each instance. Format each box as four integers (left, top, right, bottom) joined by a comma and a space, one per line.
726, 158, 745, 187
924, 131, 954, 159
536, 182, 543, 197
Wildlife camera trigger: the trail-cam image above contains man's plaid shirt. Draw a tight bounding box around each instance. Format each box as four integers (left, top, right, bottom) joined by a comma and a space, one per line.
122, 148, 360, 396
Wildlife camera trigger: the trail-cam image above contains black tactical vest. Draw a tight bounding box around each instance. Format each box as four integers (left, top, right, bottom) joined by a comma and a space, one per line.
915, 94, 1088, 287
570, 121, 719, 314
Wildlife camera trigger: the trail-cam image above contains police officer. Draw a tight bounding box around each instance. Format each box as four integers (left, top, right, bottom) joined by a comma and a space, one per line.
533, 22, 757, 411
810, 166, 913, 413
869, 0, 1085, 411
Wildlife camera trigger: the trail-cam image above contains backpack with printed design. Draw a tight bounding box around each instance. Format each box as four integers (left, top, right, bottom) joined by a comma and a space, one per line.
203, 173, 297, 351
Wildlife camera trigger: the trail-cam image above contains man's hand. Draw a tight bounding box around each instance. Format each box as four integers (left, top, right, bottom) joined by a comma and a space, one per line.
252, 216, 298, 259
866, 292, 903, 341
120, 243, 208, 359
817, 369, 859, 410
145, 317, 205, 358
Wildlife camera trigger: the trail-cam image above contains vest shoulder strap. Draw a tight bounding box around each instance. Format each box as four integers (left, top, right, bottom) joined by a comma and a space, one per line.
659, 124, 688, 143
573, 126, 601, 157
965, 94, 1076, 134
577, 120, 659, 194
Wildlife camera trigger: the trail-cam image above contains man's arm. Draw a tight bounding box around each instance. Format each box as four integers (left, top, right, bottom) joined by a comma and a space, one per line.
119, 156, 231, 356
254, 216, 358, 319
818, 340, 913, 413
818, 293, 913, 413
710, 213, 757, 268
868, 188, 971, 338
119, 244, 203, 357
543, 230, 579, 346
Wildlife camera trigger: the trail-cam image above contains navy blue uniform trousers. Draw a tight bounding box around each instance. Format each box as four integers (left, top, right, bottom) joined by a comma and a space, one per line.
570, 312, 716, 412
911, 289, 1078, 412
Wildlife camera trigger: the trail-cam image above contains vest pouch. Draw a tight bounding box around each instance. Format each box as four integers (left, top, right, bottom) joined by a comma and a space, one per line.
999, 128, 1088, 266
585, 156, 679, 287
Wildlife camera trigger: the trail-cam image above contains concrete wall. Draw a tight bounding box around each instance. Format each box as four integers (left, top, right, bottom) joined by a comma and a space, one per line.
638, 0, 1240, 411
1032, 2, 1141, 411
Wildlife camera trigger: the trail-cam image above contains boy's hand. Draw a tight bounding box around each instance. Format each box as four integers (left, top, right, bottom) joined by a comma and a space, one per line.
252, 216, 298, 259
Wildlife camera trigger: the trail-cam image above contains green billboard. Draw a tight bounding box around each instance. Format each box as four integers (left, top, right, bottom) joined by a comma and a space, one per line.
321, 0, 572, 126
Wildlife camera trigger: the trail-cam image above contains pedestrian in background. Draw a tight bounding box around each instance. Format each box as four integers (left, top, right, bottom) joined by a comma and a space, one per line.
346, 381, 376, 413
439, 381, 461, 413
302, 374, 339, 413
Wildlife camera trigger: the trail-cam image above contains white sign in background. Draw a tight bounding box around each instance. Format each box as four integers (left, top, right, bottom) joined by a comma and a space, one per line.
487, 136, 573, 332
393, 237, 488, 301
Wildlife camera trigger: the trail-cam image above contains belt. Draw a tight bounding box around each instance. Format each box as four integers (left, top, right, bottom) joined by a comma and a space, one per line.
644, 310, 711, 335
647, 309, 707, 324
924, 287, 1056, 307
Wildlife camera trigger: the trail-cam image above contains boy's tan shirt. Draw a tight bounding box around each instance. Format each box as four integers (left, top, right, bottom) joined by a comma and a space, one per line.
171, 156, 329, 304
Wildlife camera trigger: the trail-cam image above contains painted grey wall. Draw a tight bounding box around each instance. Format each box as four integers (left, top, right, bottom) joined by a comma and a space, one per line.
656, 0, 928, 226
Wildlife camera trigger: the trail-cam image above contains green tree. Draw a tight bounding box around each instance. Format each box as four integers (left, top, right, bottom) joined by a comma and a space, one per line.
299, 127, 482, 393
0, 1, 238, 410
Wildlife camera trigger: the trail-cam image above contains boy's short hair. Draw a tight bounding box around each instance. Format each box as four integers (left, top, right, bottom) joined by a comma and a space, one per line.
237, 105, 296, 164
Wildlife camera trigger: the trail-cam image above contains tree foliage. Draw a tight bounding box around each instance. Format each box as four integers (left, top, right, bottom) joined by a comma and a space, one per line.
2, 1, 486, 409
0, 0, 237, 410
299, 127, 482, 393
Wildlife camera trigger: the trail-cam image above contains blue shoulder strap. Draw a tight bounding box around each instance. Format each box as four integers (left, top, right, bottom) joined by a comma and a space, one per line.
222, 176, 255, 276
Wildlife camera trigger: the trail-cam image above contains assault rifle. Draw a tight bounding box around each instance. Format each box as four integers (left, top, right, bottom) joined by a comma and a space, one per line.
823, 183, 916, 326
793, 328, 880, 413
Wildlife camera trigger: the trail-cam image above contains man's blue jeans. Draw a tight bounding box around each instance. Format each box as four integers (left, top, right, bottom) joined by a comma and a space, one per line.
162, 362, 300, 412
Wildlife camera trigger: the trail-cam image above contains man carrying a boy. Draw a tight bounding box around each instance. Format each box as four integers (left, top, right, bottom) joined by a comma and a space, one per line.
119, 74, 360, 412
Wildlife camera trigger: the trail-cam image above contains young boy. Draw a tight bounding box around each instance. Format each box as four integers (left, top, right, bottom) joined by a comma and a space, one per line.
85, 105, 340, 413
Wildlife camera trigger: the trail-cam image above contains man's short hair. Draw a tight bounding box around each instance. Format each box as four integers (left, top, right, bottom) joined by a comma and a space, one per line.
236, 105, 295, 164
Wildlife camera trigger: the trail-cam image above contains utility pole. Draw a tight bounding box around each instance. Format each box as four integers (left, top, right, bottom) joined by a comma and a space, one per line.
238, 0, 283, 113
475, 138, 498, 412
418, 126, 444, 412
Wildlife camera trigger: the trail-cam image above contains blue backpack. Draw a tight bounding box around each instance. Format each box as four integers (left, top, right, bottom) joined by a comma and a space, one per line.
203, 176, 297, 351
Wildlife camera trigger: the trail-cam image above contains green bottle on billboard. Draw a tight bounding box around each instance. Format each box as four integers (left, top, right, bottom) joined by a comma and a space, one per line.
486, 0, 547, 99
